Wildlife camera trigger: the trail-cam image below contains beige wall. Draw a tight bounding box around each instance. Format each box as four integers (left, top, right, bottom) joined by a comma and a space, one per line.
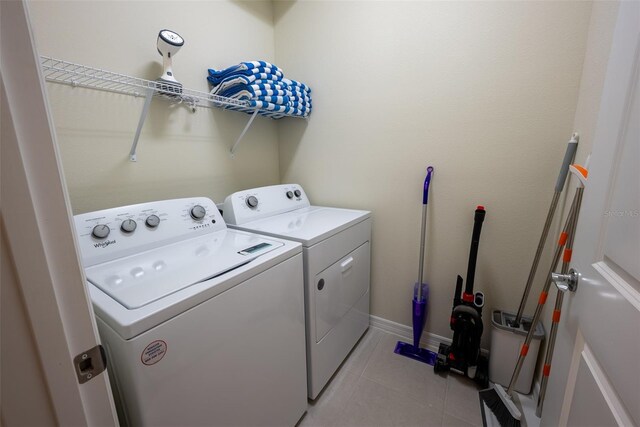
28, 1, 281, 214
274, 1, 593, 343
27, 0, 606, 347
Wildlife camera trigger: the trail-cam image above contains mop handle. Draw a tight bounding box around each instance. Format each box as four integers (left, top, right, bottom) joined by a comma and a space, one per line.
506, 188, 583, 396
417, 167, 434, 299
514, 134, 578, 326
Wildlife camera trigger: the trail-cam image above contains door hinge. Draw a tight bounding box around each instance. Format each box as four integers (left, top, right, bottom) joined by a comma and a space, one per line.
73, 344, 107, 384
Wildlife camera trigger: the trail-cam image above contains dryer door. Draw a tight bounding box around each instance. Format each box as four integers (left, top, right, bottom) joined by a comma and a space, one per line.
315, 242, 370, 342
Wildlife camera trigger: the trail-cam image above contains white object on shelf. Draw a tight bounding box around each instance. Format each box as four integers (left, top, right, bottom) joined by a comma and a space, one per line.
39, 56, 305, 160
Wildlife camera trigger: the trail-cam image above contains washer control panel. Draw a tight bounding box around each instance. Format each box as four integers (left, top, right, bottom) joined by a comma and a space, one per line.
74, 197, 224, 267
223, 184, 311, 225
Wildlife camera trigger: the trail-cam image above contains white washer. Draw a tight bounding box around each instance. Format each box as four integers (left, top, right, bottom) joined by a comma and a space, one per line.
74, 197, 307, 426
223, 184, 371, 399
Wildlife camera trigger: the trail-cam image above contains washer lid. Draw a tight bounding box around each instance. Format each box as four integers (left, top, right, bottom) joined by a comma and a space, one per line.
234, 206, 370, 246
85, 230, 283, 309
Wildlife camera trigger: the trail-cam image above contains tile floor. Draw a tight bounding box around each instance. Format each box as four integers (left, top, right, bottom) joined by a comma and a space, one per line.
297, 328, 484, 427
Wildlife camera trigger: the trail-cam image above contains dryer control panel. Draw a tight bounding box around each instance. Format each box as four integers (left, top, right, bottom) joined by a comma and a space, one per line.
223, 184, 311, 225
74, 197, 224, 267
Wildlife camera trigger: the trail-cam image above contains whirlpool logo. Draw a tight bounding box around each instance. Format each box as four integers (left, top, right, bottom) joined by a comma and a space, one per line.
94, 239, 116, 249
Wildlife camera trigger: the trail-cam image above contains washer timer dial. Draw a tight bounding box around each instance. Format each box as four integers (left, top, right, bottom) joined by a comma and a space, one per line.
190, 205, 206, 220
246, 196, 259, 208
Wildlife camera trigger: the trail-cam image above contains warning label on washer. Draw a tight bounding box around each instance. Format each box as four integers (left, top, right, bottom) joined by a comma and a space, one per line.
141, 340, 167, 366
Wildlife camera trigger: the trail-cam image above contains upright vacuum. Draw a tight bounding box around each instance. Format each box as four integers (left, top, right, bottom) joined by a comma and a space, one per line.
434, 206, 488, 387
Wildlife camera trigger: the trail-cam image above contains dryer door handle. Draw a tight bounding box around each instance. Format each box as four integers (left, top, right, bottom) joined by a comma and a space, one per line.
340, 257, 354, 273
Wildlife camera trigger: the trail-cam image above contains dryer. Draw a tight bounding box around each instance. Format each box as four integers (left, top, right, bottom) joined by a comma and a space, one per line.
223, 185, 371, 399
74, 197, 307, 426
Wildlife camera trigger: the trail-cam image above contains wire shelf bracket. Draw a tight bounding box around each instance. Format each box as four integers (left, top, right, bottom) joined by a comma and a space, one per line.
39, 56, 306, 161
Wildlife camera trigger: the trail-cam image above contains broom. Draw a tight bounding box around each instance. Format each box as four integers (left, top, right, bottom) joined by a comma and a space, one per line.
479, 183, 584, 427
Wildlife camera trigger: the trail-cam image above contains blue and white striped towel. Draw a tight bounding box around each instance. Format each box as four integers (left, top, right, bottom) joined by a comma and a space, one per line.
289, 100, 312, 109
215, 83, 287, 100
209, 61, 282, 76
286, 92, 312, 104
248, 100, 291, 113
209, 74, 283, 94
206, 61, 312, 118
282, 78, 311, 93
255, 95, 290, 104
207, 67, 283, 86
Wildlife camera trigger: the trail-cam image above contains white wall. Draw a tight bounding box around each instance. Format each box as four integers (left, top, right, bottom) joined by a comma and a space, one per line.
274, 1, 593, 343
27, 1, 280, 214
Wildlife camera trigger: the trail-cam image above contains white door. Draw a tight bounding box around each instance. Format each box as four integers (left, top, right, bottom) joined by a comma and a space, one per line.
1, 1, 118, 425
541, 2, 640, 426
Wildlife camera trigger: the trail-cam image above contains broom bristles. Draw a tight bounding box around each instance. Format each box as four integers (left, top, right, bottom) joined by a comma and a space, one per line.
478, 384, 522, 427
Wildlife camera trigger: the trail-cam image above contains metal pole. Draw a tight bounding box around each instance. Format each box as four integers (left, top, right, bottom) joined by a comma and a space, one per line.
506, 189, 580, 396
536, 187, 583, 416
417, 203, 428, 300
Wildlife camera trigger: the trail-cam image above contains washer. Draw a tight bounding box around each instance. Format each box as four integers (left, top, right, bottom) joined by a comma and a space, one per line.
223, 184, 371, 399
74, 197, 307, 426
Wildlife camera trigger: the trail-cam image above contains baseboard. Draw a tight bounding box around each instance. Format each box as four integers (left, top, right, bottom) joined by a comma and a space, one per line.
369, 314, 489, 356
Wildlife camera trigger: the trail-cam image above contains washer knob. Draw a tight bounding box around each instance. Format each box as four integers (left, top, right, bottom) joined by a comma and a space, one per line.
246, 196, 259, 208
190, 205, 206, 220
294, 189, 301, 198
121, 219, 137, 233
286, 191, 294, 199
145, 214, 160, 228
92, 224, 110, 239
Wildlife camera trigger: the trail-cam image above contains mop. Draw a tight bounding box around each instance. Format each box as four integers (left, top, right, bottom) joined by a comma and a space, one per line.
479, 163, 587, 427
394, 166, 438, 365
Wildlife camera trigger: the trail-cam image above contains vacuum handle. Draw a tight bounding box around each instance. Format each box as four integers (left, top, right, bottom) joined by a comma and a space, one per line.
555, 134, 579, 193
423, 166, 434, 205
465, 206, 486, 296
454, 275, 463, 307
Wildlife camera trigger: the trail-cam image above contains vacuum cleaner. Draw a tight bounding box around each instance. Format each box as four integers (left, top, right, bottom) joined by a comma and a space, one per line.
434, 205, 488, 387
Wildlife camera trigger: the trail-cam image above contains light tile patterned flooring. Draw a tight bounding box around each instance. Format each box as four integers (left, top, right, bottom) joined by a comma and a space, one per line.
297, 328, 483, 427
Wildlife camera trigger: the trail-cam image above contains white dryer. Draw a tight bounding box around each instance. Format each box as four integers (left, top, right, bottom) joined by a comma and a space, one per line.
74, 197, 307, 426
223, 184, 371, 399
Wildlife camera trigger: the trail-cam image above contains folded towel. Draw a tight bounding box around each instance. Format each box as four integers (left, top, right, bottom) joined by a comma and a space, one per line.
282, 78, 311, 93
207, 67, 283, 86
287, 93, 312, 104
206, 61, 312, 118
208, 73, 283, 93
247, 101, 308, 118
289, 100, 312, 110
208, 65, 283, 78
255, 95, 290, 104
215, 83, 287, 100
210, 61, 282, 77
248, 100, 291, 113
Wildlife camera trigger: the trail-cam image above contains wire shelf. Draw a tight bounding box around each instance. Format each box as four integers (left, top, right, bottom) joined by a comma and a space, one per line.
39, 56, 291, 118
39, 56, 306, 159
